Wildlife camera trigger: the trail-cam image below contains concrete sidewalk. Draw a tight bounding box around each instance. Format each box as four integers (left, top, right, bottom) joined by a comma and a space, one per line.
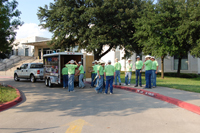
85, 78, 200, 107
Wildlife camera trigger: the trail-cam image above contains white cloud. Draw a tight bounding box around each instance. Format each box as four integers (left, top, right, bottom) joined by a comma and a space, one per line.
15, 23, 52, 39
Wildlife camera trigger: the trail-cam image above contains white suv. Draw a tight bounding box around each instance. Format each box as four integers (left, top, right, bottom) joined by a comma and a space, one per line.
14, 63, 44, 83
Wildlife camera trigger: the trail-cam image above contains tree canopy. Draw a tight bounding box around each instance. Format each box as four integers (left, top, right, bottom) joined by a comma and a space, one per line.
0, 0, 23, 53
37, 0, 147, 60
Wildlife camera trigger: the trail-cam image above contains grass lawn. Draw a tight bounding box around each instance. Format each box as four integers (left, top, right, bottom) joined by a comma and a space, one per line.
120, 72, 200, 93
0, 85, 18, 104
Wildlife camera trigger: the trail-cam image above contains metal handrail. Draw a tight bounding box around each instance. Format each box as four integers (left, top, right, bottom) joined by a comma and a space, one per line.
0, 56, 21, 71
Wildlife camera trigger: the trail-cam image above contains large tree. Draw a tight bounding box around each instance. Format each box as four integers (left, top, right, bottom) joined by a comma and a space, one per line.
135, 0, 197, 78
0, 0, 23, 53
37, 0, 147, 60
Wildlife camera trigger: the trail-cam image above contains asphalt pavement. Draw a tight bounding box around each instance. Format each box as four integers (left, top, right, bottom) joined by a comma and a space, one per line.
0, 78, 200, 133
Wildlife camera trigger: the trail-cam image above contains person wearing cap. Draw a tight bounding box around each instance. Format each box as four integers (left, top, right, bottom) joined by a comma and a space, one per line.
90, 61, 96, 88
62, 64, 68, 89
76, 61, 85, 89
141, 55, 152, 89
95, 60, 105, 93
114, 58, 121, 85
104, 60, 115, 94
65, 60, 78, 92
151, 57, 159, 88
124, 59, 133, 85
135, 56, 143, 87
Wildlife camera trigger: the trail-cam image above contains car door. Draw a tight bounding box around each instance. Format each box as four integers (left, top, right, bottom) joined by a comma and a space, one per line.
22, 64, 29, 78
18, 64, 25, 78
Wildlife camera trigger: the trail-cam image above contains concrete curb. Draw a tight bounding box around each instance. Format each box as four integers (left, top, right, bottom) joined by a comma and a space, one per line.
113, 85, 200, 115
86, 82, 200, 115
0, 84, 22, 112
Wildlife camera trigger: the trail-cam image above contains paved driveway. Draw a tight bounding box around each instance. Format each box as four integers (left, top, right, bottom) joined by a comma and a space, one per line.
0, 78, 200, 133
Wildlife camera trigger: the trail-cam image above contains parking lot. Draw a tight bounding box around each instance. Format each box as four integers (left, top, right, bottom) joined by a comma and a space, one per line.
0, 78, 200, 133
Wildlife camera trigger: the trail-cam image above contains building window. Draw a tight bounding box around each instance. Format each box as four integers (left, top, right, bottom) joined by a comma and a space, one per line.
174, 54, 188, 70
25, 48, 29, 56
16, 49, 18, 55
115, 47, 120, 60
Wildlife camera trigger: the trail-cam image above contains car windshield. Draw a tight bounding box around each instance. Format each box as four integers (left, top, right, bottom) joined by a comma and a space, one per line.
30, 64, 43, 68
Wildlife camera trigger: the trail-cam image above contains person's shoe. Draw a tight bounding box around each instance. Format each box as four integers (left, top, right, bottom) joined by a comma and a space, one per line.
110, 93, 113, 94
104, 92, 107, 94
140, 85, 142, 87
152, 86, 156, 88
95, 90, 98, 94
63, 87, 65, 89
119, 83, 121, 85
134, 85, 138, 87
128, 84, 131, 86
71, 90, 76, 92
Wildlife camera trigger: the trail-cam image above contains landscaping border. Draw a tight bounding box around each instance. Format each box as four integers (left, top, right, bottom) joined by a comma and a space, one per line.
0, 84, 22, 112
113, 85, 200, 115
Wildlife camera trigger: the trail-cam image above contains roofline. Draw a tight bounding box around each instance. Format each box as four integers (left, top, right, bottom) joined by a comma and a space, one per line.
43, 52, 83, 57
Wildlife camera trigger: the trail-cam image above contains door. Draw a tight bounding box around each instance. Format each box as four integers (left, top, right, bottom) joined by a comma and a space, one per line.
25, 48, 29, 56
18, 64, 25, 78
22, 64, 29, 78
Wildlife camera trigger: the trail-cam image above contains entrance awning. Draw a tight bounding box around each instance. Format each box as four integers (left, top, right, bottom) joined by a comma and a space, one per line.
22, 40, 50, 47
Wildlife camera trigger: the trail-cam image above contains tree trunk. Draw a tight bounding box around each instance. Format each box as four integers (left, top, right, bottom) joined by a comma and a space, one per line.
177, 57, 182, 77
93, 44, 114, 60
161, 56, 164, 79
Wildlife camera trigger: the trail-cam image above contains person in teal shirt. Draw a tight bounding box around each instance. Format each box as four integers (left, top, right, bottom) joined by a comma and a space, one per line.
151, 57, 159, 87
76, 61, 85, 89
114, 58, 121, 85
124, 59, 133, 85
104, 60, 115, 94
141, 55, 152, 89
135, 56, 143, 87
62, 65, 68, 89
95, 60, 105, 93
65, 60, 78, 92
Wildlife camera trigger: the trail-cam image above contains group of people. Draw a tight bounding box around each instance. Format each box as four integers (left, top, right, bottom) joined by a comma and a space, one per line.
90, 55, 159, 94
123, 55, 159, 89
61, 55, 159, 93
62, 60, 85, 92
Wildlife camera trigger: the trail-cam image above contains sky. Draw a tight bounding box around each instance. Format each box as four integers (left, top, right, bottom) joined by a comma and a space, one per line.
15, 0, 158, 40
15, 0, 54, 39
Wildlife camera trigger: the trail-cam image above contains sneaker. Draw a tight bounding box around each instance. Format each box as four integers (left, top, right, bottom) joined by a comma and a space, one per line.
95, 90, 98, 94
71, 90, 76, 92
110, 93, 113, 94
134, 85, 138, 87
104, 92, 107, 94
152, 86, 156, 88
119, 83, 121, 85
63, 87, 65, 89
128, 84, 131, 86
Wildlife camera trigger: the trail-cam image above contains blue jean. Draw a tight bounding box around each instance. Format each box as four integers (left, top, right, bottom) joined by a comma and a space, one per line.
79, 73, 85, 88
125, 71, 132, 85
105, 76, 114, 93
151, 70, 157, 87
135, 69, 142, 86
145, 70, 152, 88
68, 74, 75, 91
63, 75, 68, 88
95, 75, 103, 93
115, 70, 121, 85
91, 73, 96, 87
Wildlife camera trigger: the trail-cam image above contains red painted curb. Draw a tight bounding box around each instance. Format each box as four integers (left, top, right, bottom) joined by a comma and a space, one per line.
0, 84, 22, 112
86, 81, 200, 115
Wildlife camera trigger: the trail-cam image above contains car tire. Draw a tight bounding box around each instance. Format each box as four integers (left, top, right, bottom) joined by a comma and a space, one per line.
14, 74, 19, 81
30, 74, 35, 83
45, 78, 48, 86
48, 78, 52, 87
